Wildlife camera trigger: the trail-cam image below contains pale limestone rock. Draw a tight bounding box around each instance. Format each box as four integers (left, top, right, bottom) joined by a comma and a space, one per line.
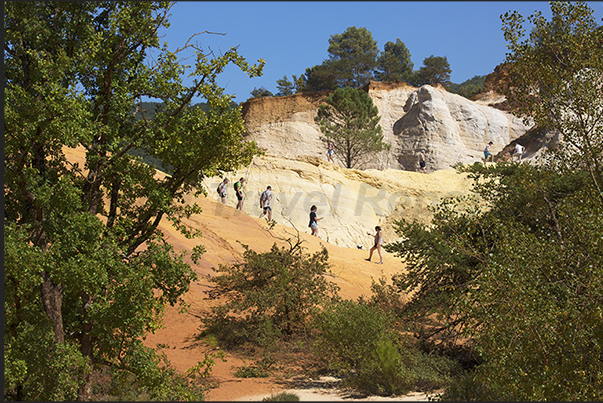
241, 82, 533, 172
203, 155, 472, 249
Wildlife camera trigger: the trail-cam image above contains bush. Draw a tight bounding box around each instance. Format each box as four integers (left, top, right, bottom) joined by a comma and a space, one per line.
262, 391, 300, 401
202, 238, 339, 348
312, 299, 394, 372
312, 299, 457, 396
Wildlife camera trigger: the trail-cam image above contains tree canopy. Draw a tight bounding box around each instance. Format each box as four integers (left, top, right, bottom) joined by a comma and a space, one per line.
326, 26, 379, 88
384, 2, 603, 400
314, 87, 388, 169
4, 2, 264, 400
375, 39, 414, 82
413, 55, 452, 87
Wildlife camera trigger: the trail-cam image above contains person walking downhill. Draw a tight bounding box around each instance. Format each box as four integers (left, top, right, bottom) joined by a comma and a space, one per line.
258, 185, 273, 221
365, 226, 384, 264
234, 177, 245, 210
308, 205, 323, 237
217, 178, 229, 204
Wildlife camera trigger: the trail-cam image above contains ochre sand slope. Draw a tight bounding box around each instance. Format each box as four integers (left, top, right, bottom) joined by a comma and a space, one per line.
144, 193, 406, 401
63, 146, 460, 400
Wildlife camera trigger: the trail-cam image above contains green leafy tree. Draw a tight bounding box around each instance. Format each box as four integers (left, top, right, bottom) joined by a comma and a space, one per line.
303, 61, 340, 92
501, 1, 603, 203
385, 2, 603, 400
250, 86, 274, 98
4, 2, 264, 400
276, 75, 295, 96
203, 237, 340, 347
375, 38, 414, 82
276, 74, 306, 95
315, 87, 389, 169
413, 55, 452, 87
447, 75, 486, 99
327, 26, 379, 88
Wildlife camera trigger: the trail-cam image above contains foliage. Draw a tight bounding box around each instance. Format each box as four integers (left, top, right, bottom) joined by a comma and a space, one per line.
387, 160, 603, 400
234, 362, 271, 378
312, 299, 395, 372
251, 86, 274, 98
314, 87, 389, 168
4, 1, 264, 400
303, 60, 341, 92
202, 237, 340, 348
262, 391, 300, 401
501, 1, 603, 203
276, 75, 295, 96
446, 75, 486, 99
412, 55, 452, 87
327, 26, 379, 88
276, 74, 305, 96
375, 39, 414, 83
312, 299, 456, 396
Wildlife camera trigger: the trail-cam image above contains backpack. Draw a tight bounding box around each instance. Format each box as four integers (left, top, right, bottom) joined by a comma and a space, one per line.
259, 190, 268, 207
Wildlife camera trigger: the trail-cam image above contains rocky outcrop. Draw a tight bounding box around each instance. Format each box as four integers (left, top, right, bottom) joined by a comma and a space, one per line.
241, 81, 533, 172
203, 155, 472, 249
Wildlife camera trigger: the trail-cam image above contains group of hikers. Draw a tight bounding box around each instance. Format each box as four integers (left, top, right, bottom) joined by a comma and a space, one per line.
484, 141, 526, 162
213, 140, 528, 265
215, 178, 384, 264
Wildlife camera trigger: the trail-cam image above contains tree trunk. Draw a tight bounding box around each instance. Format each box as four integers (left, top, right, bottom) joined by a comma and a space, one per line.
77, 292, 94, 401
40, 271, 64, 344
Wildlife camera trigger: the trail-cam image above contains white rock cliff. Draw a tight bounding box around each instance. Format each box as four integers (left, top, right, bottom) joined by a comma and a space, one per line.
241, 81, 532, 172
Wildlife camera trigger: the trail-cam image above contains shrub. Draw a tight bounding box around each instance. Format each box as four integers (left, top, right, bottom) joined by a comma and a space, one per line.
262, 391, 300, 401
202, 237, 339, 348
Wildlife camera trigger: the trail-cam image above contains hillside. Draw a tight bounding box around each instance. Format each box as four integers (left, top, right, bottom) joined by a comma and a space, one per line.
63, 146, 470, 400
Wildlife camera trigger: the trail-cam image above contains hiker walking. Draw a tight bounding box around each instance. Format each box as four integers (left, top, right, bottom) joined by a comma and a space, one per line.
234, 177, 245, 210
419, 150, 426, 173
365, 226, 384, 264
327, 141, 334, 163
484, 141, 494, 163
217, 178, 229, 204
308, 205, 323, 237
258, 186, 273, 221
514, 143, 525, 161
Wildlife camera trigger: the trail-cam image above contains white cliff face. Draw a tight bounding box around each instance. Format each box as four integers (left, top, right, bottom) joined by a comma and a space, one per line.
241, 82, 533, 172
391, 85, 530, 171
203, 155, 472, 249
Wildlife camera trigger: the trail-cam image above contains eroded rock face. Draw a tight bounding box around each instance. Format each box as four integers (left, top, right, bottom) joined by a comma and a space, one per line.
204, 155, 472, 249
241, 81, 533, 172
392, 85, 529, 171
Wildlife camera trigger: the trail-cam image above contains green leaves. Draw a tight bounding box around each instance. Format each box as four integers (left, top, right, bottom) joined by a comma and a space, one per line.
5, 2, 263, 399
315, 87, 388, 168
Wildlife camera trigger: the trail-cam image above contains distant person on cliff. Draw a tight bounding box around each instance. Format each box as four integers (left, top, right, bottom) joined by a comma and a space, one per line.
234, 177, 245, 210
419, 150, 426, 173
365, 226, 384, 264
308, 205, 323, 237
327, 141, 334, 163
484, 141, 494, 163
259, 185, 273, 221
217, 178, 229, 204
514, 143, 526, 161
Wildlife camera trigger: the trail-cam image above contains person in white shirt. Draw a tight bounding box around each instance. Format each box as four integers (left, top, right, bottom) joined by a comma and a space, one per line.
514, 143, 526, 161
258, 186, 273, 221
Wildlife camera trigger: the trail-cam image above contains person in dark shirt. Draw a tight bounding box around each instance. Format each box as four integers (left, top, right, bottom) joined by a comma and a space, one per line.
308, 205, 323, 237
234, 177, 245, 210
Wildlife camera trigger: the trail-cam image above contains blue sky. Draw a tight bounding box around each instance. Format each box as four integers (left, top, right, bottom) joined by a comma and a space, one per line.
157, 1, 603, 103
